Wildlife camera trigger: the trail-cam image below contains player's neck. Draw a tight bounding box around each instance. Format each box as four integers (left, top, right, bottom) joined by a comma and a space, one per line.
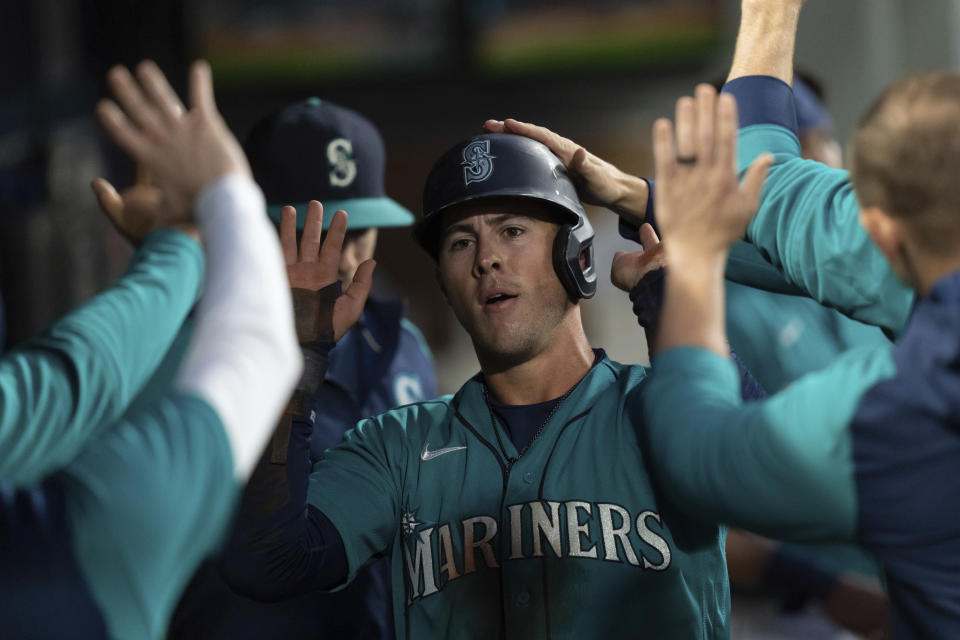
481, 312, 594, 406
914, 252, 960, 298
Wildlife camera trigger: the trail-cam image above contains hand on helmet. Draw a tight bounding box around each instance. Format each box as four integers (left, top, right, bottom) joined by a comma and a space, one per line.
483, 118, 650, 226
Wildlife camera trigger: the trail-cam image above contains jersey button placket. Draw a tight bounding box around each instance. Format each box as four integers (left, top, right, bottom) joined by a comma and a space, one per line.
522, 470, 535, 484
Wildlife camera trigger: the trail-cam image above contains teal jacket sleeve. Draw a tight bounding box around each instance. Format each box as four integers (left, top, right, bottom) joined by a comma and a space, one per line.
641, 345, 896, 543
726, 76, 914, 336
61, 391, 235, 640
307, 411, 407, 586
0, 229, 204, 486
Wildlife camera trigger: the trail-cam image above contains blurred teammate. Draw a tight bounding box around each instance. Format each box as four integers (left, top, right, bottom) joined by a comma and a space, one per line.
170, 99, 434, 639
0, 59, 311, 639
713, 71, 891, 639
640, 1, 960, 637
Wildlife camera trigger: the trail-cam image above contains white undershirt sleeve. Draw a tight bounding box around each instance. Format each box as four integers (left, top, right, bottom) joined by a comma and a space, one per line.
175, 173, 302, 479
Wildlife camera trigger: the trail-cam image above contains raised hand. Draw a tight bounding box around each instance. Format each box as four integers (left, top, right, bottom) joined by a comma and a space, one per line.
653, 84, 772, 260
96, 59, 250, 218
483, 118, 649, 224
280, 200, 375, 342
611, 223, 666, 292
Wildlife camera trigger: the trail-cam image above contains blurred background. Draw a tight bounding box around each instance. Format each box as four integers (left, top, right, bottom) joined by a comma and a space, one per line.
2, 0, 959, 392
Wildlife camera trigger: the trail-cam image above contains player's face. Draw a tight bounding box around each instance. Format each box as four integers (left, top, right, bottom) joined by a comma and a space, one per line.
436, 200, 574, 367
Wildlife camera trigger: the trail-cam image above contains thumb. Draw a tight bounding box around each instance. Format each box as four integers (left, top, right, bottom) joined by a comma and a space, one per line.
91, 178, 125, 229
343, 259, 376, 304
334, 259, 376, 340
611, 251, 645, 292
638, 223, 661, 252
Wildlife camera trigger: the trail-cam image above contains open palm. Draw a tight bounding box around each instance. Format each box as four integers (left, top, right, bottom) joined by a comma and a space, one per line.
281, 200, 375, 341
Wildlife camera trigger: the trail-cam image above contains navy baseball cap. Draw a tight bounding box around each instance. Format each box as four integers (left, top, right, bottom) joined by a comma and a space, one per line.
244, 97, 414, 230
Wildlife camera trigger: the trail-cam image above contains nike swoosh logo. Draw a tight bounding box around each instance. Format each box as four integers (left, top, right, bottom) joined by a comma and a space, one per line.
421, 442, 467, 461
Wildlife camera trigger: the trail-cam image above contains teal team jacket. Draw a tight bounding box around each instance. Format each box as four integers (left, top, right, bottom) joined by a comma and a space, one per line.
644, 76, 960, 638
0, 230, 236, 639
643, 77, 911, 541
309, 354, 730, 640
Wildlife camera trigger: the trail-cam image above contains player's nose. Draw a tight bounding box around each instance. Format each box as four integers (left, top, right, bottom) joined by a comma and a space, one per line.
472, 238, 502, 277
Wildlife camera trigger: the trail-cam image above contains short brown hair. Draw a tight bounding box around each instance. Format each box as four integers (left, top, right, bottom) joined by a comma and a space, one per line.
850, 71, 960, 255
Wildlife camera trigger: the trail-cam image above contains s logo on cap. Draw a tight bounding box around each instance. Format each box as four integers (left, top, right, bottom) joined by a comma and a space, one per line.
327, 138, 357, 187
461, 140, 495, 186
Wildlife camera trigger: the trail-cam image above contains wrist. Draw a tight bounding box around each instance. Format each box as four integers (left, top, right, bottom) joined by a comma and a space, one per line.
665, 244, 729, 273
291, 282, 340, 345
609, 174, 650, 225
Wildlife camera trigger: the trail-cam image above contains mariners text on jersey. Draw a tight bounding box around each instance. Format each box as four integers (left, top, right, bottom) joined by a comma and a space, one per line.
402, 499, 671, 604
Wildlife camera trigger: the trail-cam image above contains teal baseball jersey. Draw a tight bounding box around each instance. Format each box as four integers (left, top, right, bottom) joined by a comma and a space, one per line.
308, 353, 730, 640
0, 229, 204, 487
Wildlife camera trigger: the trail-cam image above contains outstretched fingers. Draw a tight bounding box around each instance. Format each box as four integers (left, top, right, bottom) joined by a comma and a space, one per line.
695, 84, 717, 164
280, 205, 299, 265
106, 65, 166, 141
189, 60, 216, 115
740, 153, 774, 213
716, 93, 740, 174
652, 118, 676, 184
96, 98, 149, 160
318, 209, 348, 275
135, 60, 185, 123
299, 200, 325, 261
674, 96, 697, 162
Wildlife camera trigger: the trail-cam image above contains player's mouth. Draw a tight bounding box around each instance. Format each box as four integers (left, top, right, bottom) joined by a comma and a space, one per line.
481, 288, 519, 312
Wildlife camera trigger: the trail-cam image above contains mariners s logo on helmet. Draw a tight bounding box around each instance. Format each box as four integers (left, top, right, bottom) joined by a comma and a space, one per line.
461, 140, 495, 185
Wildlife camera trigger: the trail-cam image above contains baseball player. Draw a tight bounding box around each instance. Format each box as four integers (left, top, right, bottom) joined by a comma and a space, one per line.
221, 131, 750, 638
638, 1, 960, 638
0, 59, 340, 639
170, 99, 435, 639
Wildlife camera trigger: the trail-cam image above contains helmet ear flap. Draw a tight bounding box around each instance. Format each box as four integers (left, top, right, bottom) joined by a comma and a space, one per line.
553, 222, 597, 300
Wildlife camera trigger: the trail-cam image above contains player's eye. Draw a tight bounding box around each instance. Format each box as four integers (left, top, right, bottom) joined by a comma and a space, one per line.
503, 226, 524, 239
448, 237, 472, 252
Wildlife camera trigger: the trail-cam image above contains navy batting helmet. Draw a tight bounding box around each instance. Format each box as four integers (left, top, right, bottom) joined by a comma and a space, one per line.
414, 133, 596, 300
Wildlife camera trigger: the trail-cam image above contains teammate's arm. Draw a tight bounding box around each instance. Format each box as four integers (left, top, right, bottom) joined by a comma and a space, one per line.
222, 200, 378, 599
724, 0, 913, 335
0, 147, 207, 486
54, 59, 303, 638
642, 77, 861, 543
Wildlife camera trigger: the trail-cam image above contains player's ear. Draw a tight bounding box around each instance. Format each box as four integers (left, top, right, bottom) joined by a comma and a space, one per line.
860, 205, 910, 277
